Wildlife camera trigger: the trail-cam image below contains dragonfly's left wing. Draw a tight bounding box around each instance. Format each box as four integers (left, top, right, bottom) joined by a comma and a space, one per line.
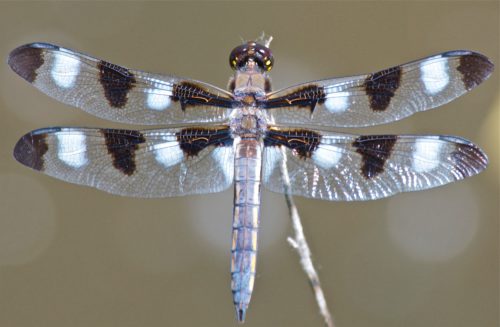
8, 43, 236, 125
263, 128, 487, 201
261, 50, 493, 128
13, 126, 234, 197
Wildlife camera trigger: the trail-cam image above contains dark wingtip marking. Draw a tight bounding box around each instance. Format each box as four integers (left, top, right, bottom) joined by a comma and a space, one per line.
98, 60, 136, 108
102, 129, 145, 176
449, 140, 489, 179
13, 128, 55, 171
8, 44, 49, 83
364, 66, 402, 111
457, 52, 495, 91
353, 135, 397, 179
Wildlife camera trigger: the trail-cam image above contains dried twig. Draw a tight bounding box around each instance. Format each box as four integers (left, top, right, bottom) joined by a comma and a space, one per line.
280, 150, 335, 327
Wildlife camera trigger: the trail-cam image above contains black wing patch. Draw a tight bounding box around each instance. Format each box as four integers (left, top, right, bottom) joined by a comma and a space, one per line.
98, 60, 137, 108
352, 135, 397, 178
258, 85, 325, 113
363, 66, 402, 111
102, 129, 146, 176
177, 127, 233, 156
172, 82, 235, 110
264, 128, 321, 159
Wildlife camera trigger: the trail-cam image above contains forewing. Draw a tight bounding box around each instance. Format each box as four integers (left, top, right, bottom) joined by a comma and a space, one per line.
8, 43, 235, 125
13, 126, 234, 197
263, 128, 487, 201
262, 51, 493, 128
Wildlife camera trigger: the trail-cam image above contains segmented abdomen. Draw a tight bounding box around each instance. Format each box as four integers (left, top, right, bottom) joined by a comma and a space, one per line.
231, 138, 262, 322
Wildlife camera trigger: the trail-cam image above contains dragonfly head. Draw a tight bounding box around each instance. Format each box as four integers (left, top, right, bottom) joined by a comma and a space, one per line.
229, 41, 274, 72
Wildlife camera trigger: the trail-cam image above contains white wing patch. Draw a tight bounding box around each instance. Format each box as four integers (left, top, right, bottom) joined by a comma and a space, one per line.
420, 58, 449, 95
57, 130, 88, 168
412, 138, 443, 172
312, 144, 342, 169
153, 136, 184, 169
324, 91, 350, 113
146, 89, 172, 111
51, 51, 80, 88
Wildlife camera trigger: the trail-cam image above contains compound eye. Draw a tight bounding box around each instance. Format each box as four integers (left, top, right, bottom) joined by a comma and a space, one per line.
255, 44, 274, 71
229, 44, 247, 70
229, 42, 274, 71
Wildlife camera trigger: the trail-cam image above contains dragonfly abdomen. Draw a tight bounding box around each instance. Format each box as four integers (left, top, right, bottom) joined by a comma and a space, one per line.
231, 138, 263, 323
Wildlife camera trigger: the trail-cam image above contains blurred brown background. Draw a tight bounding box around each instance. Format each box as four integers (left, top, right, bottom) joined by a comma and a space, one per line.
0, 2, 498, 327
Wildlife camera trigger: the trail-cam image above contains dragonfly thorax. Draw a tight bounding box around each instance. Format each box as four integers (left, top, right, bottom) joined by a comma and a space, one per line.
230, 107, 268, 138
232, 70, 267, 98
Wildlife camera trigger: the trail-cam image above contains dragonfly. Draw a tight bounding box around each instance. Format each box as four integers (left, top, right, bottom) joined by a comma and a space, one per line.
8, 36, 493, 322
